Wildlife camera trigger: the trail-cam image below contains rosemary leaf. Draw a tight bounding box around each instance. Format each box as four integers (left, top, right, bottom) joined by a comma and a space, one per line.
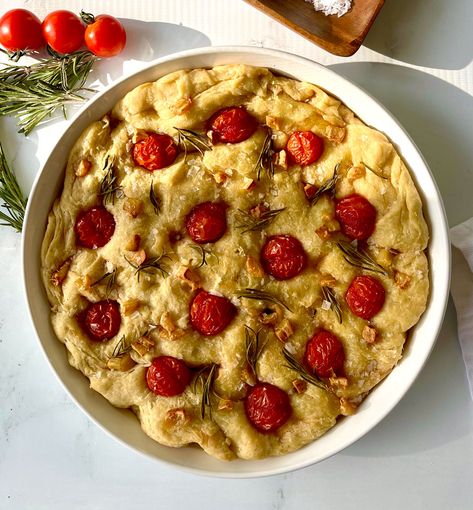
363, 162, 388, 180
111, 335, 130, 359
91, 268, 117, 297
174, 127, 212, 157
310, 163, 339, 206
0, 142, 27, 232
235, 207, 285, 234
0, 51, 96, 135
194, 364, 218, 419
255, 128, 275, 180
125, 253, 171, 281
149, 182, 161, 215
337, 240, 389, 276
245, 326, 266, 379
321, 286, 342, 324
190, 244, 215, 268
99, 156, 123, 205
282, 348, 328, 391
236, 288, 292, 313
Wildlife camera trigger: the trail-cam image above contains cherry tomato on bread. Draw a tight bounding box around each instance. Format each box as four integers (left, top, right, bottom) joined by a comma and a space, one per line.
304, 329, 345, 378
133, 133, 178, 171
261, 234, 307, 280
0, 9, 44, 51
185, 201, 227, 244
78, 300, 121, 342
83, 13, 126, 57
190, 289, 236, 336
286, 131, 324, 166
42, 10, 84, 54
75, 206, 115, 249
146, 356, 191, 397
245, 383, 292, 433
345, 275, 385, 320
335, 194, 377, 241
209, 106, 257, 144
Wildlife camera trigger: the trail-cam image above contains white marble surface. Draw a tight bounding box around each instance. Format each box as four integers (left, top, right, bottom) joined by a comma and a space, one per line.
1, 0, 472, 508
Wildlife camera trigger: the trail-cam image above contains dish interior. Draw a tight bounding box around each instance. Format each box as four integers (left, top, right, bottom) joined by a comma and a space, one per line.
22, 47, 450, 477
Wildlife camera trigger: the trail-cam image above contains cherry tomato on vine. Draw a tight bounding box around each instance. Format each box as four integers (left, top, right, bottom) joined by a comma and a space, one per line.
0, 9, 44, 51
82, 12, 126, 58
42, 10, 84, 54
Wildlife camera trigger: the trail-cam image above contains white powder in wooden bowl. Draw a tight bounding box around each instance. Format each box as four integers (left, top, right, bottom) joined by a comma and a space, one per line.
305, 0, 352, 17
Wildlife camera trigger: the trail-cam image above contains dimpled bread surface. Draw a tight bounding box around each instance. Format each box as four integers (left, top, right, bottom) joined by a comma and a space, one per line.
41, 64, 429, 460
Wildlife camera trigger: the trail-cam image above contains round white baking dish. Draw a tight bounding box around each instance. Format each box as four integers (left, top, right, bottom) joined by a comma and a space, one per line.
22, 46, 450, 478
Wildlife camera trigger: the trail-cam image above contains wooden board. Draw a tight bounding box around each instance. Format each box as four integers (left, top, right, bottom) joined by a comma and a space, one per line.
244, 0, 385, 56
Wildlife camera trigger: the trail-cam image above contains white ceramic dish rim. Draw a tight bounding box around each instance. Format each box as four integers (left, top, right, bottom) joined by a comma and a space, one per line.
22, 46, 451, 478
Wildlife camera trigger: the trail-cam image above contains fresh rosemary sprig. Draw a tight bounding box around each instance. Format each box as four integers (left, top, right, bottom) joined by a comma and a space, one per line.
149, 182, 161, 215
282, 348, 328, 391
363, 162, 388, 180
174, 127, 212, 157
245, 326, 266, 379
321, 286, 342, 324
111, 335, 131, 359
337, 240, 389, 276
310, 164, 339, 206
0, 142, 27, 232
92, 268, 117, 297
190, 244, 215, 268
0, 50, 97, 135
255, 128, 275, 180
235, 207, 285, 234
99, 156, 123, 205
194, 364, 218, 419
125, 253, 171, 281
236, 288, 292, 313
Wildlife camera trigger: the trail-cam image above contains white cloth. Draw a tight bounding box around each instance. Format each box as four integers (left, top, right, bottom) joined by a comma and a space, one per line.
450, 217, 473, 399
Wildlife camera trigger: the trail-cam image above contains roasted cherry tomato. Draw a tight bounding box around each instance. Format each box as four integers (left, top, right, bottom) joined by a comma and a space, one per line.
261, 234, 307, 280
146, 356, 191, 397
190, 289, 236, 336
245, 383, 292, 433
132, 133, 178, 171
84, 13, 126, 57
305, 329, 345, 378
209, 106, 257, 144
78, 300, 121, 342
286, 131, 324, 166
345, 275, 385, 320
75, 206, 115, 249
335, 194, 377, 240
42, 10, 85, 54
185, 201, 227, 244
0, 9, 44, 51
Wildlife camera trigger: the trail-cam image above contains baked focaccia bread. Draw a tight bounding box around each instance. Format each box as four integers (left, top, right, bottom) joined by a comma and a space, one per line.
42, 64, 429, 460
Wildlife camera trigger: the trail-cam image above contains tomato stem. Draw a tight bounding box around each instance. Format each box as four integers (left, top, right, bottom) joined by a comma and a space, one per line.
80, 10, 96, 25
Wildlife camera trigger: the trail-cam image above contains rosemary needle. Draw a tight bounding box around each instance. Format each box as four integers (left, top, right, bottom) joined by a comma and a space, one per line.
0, 142, 27, 232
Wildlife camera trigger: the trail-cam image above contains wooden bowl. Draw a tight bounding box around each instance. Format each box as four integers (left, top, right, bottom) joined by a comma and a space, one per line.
244, 0, 385, 56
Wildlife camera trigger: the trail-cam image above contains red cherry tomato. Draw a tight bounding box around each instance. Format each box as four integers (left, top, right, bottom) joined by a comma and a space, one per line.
84, 14, 126, 57
335, 194, 377, 240
0, 9, 44, 51
78, 300, 121, 342
146, 356, 191, 397
133, 133, 178, 171
261, 235, 307, 280
190, 289, 236, 336
75, 206, 115, 249
286, 131, 324, 166
305, 329, 345, 378
185, 202, 227, 244
245, 383, 292, 433
42, 10, 85, 54
209, 106, 258, 143
345, 275, 385, 320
